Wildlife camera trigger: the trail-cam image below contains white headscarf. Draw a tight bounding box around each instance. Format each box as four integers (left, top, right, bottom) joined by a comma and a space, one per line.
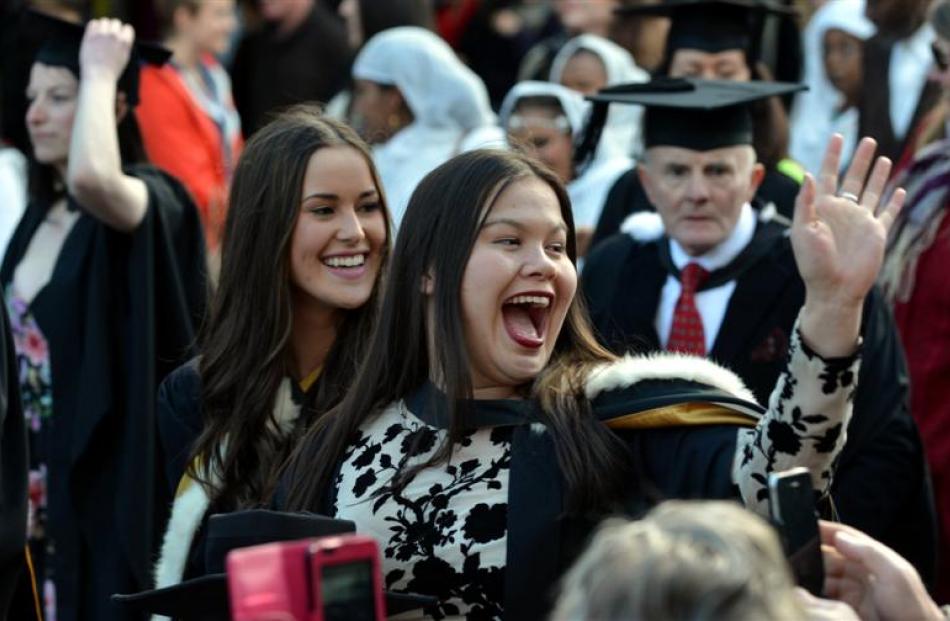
353, 27, 494, 130
353, 27, 496, 227
549, 34, 649, 159
498, 81, 632, 230
498, 81, 588, 140
790, 0, 876, 174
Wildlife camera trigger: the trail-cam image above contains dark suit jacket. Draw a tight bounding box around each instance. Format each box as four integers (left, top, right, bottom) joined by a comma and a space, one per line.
858, 34, 942, 166
582, 222, 938, 585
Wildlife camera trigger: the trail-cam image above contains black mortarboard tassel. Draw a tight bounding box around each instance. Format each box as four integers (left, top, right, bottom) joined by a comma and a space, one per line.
615, 0, 796, 66
24, 9, 171, 107
581, 77, 804, 153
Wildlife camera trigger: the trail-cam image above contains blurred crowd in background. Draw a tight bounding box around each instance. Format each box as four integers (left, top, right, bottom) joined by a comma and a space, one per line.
3, 1, 950, 620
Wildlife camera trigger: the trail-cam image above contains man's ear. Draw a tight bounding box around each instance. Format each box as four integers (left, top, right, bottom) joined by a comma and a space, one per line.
748, 162, 766, 197
115, 91, 129, 124
637, 160, 658, 207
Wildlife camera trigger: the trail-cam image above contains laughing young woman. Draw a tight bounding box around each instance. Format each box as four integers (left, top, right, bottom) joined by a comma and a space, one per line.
153, 107, 390, 587
280, 139, 901, 619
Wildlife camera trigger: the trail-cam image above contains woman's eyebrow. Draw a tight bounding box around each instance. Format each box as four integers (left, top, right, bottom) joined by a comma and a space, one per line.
482, 217, 524, 230
482, 218, 568, 233
302, 189, 378, 202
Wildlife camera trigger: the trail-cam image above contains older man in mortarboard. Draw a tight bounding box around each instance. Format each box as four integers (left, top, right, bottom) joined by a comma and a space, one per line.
590, 0, 807, 249
582, 78, 938, 587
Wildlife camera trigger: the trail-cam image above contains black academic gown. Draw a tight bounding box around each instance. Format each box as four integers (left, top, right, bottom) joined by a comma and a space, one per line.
0, 285, 30, 618
0, 165, 208, 621
273, 382, 745, 621
582, 222, 938, 585
589, 167, 799, 252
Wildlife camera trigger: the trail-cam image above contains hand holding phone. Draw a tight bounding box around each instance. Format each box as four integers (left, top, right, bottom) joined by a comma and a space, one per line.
768, 467, 825, 596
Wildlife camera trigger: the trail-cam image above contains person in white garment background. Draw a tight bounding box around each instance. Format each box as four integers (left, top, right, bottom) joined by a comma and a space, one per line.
349, 26, 496, 228
790, 0, 876, 175
0, 143, 27, 258
549, 33, 649, 160
499, 80, 632, 258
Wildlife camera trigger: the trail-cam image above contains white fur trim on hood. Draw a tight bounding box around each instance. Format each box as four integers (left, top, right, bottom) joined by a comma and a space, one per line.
621, 210, 665, 242
584, 351, 758, 404
151, 378, 302, 610
150, 469, 214, 621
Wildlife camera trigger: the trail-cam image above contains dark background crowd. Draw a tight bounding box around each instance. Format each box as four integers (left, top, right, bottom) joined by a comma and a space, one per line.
1, 0, 950, 620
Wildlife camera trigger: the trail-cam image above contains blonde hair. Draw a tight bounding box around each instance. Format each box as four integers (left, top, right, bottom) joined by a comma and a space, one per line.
553, 500, 803, 621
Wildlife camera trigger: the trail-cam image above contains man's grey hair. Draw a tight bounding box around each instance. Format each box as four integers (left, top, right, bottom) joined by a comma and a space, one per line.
551, 500, 803, 621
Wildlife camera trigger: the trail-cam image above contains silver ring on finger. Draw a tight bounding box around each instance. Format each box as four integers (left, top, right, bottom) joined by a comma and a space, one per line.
838, 191, 860, 203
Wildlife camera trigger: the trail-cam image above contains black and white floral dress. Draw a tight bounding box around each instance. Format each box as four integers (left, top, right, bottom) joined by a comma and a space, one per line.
333, 391, 519, 620
331, 322, 861, 620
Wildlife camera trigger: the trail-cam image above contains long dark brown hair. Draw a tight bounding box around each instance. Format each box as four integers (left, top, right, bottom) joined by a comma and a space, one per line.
284, 149, 630, 516
189, 106, 391, 510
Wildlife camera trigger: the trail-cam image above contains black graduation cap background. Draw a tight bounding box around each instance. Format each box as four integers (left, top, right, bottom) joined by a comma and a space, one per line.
615, 0, 797, 68
574, 77, 805, 162
21, 9, 171, 107
112, 510, 438, 620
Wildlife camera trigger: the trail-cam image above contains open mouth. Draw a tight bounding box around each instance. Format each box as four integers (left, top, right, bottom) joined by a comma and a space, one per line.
501, 293, 552, 349
321, 253, 370, 280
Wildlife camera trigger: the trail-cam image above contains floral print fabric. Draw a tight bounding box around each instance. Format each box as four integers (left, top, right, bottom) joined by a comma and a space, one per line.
5, 289, 56, 619
333, 403, 511, 620
735, 321, 861, 513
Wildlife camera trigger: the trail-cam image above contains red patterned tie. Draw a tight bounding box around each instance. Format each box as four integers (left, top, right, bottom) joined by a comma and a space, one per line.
667, 262, 710, 356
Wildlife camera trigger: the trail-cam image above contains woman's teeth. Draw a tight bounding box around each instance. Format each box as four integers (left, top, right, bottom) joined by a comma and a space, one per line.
323, 254, 366, 268
507, 295, 550, 307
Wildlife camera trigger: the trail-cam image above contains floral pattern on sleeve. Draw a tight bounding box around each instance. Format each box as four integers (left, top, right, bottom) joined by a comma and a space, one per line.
734, 317, 861, 514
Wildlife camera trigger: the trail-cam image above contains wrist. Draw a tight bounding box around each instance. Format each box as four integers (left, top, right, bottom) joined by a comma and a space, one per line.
799, 298, 862, 358
78, 66, 121, 88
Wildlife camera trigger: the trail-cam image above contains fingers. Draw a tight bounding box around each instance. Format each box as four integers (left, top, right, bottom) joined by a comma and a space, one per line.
860, 156, 892, 213
833, 529, 906, 576
794, 172, 817, 228
822, 543, 848, 576
824, 575, 868, 601
878, 188, 906, 233
795, 588, 862, 621
820, 520, 864, 544
86, 18, 134, 43
839, 137, 878, 200
121, 23, 135, 45
818, 134, 845, 196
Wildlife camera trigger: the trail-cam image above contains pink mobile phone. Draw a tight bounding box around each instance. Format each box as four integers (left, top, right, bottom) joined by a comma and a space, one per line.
309, 535, 386, 621
227, 539, 312, 621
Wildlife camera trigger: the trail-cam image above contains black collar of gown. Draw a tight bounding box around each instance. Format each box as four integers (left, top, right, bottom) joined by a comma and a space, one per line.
405, 381, 539, 431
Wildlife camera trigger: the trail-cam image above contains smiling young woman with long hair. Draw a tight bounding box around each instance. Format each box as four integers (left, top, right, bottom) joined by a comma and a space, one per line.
278, 137, 902, 619
152, 106, 391, 587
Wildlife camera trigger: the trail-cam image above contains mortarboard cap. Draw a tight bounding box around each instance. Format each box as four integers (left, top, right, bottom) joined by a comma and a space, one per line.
24, 9, 171, 107
577, 77, 804, 157
112, 510, 437, 620
615, 0, 796, 64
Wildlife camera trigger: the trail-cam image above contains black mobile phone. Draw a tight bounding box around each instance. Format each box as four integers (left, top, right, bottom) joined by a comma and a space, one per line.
768, 467, 825, 596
